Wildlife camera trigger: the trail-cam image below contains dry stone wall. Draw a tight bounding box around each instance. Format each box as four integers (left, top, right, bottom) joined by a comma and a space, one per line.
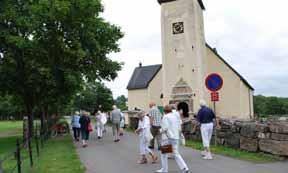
127, 112, 288, 157
183, 119, 288, 157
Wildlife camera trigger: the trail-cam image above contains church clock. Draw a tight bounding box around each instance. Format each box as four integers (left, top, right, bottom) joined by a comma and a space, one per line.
172, 22, 184, 34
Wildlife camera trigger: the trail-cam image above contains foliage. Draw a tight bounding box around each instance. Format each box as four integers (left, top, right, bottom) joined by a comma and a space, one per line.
254, 95, 288, 117
114, 95, 128, 111
0, 95, 24, 118
0, 0, 123, 132
74, 81, 114, 113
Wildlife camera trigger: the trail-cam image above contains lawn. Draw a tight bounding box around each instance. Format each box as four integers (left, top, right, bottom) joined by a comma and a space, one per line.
0, 121, 84, 173
26, 135, 85, 173
0, 136, 23, 172
0, 121, 23, 137
185, 140, 281, 163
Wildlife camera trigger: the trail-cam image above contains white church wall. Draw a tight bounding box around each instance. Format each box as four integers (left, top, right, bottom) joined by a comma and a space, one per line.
205, 47, 253, 119
148, 68, 163, 107
128, 89, 148, 111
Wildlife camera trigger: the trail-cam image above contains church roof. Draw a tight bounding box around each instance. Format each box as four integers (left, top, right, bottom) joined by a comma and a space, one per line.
127, 45, 254, 91
206, 44, 254, 91
127, 64, 162, 90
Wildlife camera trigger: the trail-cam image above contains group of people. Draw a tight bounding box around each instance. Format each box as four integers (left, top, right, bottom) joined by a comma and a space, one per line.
70, 105, 125, 147
135, 100, 219, 173
71, 101, 218, 173
71, 111, 92, 147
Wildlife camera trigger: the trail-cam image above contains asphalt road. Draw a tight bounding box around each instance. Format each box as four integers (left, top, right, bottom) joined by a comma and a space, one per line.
75, 128, 288, 173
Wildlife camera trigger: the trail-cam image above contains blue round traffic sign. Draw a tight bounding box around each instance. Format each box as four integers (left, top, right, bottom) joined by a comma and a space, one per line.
205, 73, 223, 92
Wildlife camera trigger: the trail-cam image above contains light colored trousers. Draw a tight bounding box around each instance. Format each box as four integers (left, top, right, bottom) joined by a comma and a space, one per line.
112, 122, 120, 140
161, 139, 188, 172
139, 135, 152, 155
200, 122, 214, 147
96, 122, 104, 137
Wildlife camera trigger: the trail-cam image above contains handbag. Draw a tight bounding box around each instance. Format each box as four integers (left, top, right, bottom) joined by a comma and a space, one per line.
87, 122, 93, 132
180, 133, 186, 146
159, 134, 173, 154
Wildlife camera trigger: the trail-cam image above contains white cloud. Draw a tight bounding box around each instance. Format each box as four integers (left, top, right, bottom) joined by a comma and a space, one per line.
102, 0, 288, 98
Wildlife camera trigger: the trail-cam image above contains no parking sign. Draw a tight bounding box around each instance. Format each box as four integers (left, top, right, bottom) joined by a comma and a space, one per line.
205, 73, 223, 102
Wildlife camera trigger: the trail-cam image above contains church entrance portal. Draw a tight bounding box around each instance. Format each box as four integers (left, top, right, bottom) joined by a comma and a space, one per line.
170, 78, 194, 116
177, 102, 189, 118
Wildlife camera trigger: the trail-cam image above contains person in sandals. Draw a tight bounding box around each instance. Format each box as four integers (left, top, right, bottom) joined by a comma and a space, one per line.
135, 111, 157, 164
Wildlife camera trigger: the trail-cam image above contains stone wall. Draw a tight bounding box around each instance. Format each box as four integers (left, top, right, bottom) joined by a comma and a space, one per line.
128, 112, 288, 157
184, 119, 288, 157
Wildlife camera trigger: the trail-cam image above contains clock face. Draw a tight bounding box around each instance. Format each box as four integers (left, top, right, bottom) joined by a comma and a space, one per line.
173, 22, 184, 34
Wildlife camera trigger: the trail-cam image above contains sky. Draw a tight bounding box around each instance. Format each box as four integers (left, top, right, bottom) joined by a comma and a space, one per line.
101, 0, 288, 98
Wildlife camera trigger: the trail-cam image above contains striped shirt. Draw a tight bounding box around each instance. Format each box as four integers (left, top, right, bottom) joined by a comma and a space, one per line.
149, 106, 162, 126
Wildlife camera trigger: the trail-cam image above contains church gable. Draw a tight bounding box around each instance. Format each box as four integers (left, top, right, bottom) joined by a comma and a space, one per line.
206, 44, 254, 91
127, 64, 162, 90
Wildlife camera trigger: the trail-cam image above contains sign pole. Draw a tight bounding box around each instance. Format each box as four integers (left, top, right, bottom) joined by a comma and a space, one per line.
213, 101, 217, 146
205, 73, 223, 147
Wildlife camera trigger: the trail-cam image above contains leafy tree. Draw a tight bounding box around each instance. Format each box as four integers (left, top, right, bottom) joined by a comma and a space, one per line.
0, 0, 123, 135
74, 81, 114, 114
115, 95, 128, 111
254, 95, 288, 117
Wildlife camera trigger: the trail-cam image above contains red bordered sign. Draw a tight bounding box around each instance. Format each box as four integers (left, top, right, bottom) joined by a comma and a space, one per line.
211, 92, 219, 102
205, 73, 223, 92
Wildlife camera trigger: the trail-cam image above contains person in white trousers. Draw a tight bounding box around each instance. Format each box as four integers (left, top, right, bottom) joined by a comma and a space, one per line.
96, 111, 107, 139
196, 100, 220, 160
135, 111, 157, 164
156, 105, 189, 173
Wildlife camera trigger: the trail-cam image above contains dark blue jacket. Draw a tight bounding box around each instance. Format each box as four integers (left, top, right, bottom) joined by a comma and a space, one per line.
197, 106, 215, 124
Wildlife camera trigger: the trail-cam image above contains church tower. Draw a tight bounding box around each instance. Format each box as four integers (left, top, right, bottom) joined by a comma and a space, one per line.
158, 0, 207, 113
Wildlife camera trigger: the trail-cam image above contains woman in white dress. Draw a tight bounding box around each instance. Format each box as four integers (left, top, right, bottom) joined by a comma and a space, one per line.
135, 111, 157, 164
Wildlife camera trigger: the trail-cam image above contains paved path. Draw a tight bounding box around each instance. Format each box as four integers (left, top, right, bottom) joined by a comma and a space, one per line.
75, 128, 288, 173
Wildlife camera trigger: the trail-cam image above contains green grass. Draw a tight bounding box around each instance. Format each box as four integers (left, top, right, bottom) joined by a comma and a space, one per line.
0, 134, 84, 173
185, 140, 281, 163
0, 136, 20, 155
27, 135, 85, 173
0, 135, 24, 172
0, 121, 23, 136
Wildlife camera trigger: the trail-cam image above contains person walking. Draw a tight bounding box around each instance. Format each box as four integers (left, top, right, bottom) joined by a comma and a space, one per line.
135, 111, 158, 164
79, 111, 91, 147
111, 105, 122, 142
71, 111, 81, 141
119, 110, 125, 136
148, 102, 162, 150
156, 105, 189, 173
196, 100, 219, 160
96, 111, 107, 139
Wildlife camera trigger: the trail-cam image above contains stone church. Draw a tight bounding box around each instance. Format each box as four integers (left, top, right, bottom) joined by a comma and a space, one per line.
127, 0, 254, 119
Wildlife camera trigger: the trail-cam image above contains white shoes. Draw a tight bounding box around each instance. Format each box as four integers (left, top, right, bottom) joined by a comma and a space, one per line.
155, 168, 168, 173
155, 168, 189, 173
203, 152, 213, 160
201, 151, 207, 156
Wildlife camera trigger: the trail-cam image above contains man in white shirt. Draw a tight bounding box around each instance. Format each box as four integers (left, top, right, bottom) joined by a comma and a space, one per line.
156, 105, 189, 173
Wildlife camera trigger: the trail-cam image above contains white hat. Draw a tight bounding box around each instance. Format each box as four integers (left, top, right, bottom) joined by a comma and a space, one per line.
200, 99, 207, 107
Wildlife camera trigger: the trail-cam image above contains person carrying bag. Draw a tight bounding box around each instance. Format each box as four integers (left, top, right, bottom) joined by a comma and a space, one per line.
156, 105, 189, 173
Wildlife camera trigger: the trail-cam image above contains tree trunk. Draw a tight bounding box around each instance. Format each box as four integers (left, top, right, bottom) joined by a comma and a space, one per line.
26, 103, 34, 137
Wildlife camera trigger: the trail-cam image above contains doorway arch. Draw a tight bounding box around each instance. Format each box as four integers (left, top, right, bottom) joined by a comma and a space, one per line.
177, 102, 189, 118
